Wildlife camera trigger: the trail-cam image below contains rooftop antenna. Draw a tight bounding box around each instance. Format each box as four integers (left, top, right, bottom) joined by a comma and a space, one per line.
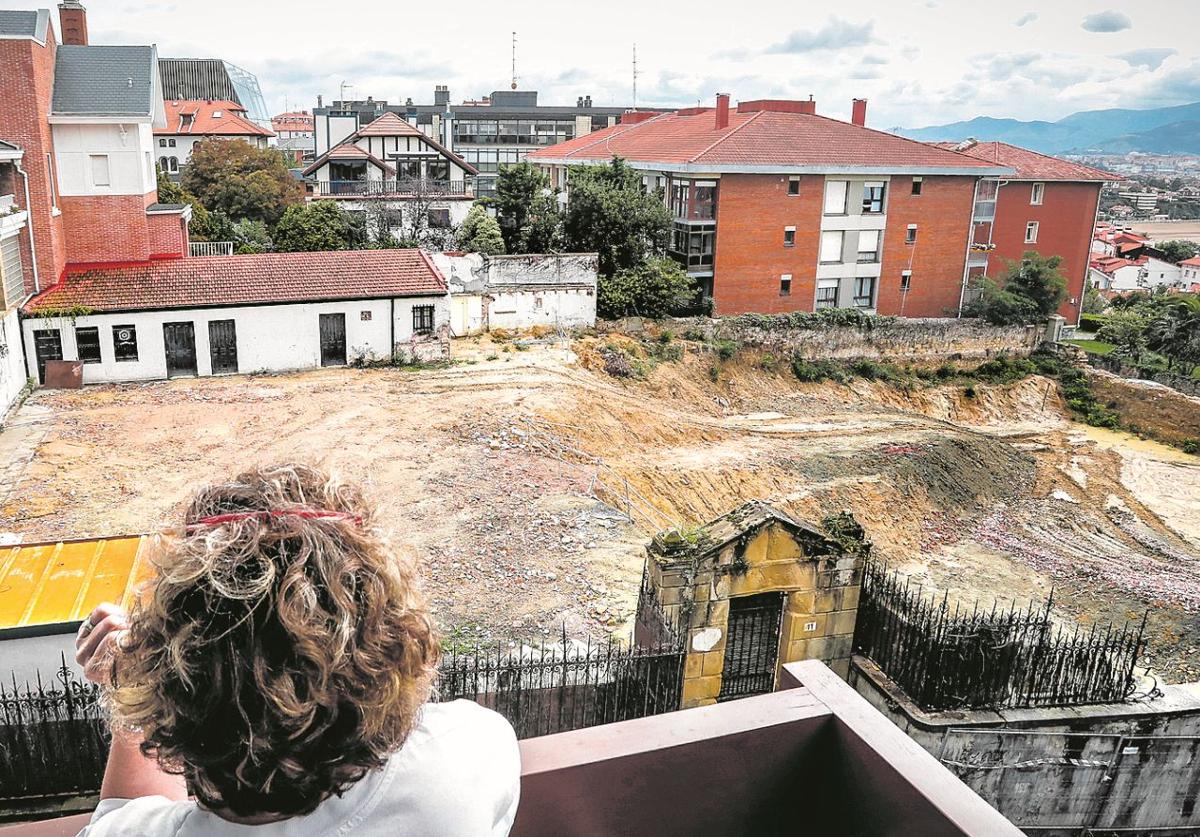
632, 43, 638, 110
511, 31, 518, 90
339, 80, 353, 103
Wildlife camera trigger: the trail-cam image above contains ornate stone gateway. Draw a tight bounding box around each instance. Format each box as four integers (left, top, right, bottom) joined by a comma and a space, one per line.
634, 501, 869, 709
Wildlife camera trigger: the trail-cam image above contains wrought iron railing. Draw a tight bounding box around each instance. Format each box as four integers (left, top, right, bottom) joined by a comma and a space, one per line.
315, 179, 472, 197
189, 241, 234, 257
3, 636, 684, 802
853, 562, 1147, 711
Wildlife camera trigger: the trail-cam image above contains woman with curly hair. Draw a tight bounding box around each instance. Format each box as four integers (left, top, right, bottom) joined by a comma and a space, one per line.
74, 464, 520, 836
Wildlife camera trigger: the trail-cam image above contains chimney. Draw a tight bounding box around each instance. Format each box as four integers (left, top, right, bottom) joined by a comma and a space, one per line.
434, 85, 450, 107
58, 1, 88, 45
715, 93, 730, 129
851, 98, 867, 127
317, 94, 323, 108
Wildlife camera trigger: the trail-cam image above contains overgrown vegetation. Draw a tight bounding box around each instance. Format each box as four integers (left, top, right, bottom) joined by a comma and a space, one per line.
1075, 290, 1200, 378
963, 252, 1067, 325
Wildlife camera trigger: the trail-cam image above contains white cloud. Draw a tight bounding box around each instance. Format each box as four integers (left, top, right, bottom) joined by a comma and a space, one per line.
1014, 12, 1038, 26
1081, 10, 1133, 33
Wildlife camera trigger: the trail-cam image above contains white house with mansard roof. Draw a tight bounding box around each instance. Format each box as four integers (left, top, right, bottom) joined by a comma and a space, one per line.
302, 112, 478, 243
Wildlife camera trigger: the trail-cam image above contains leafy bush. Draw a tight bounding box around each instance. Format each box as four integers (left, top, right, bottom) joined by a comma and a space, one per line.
973, 355, 1037, 384
1080, 313, 1109, 333
791, 356, 848, 383
712, 339, 738, 361
651, 341, 683, 362
759, 353, 778, 373
682, 327, 707, 342
597, 258, 696, 319
850, 358, 902, 382
734, 309, 893, 331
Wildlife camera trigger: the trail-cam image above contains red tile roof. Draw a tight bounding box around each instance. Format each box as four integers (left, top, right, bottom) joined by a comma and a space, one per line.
317, 142, 396, 175
24, 250, 446, 314
928, 141, 1119, 182
527, 105, 1011, 173
1180, 257, 1200, 267
272, 111, 314, 131
156, 100, 274, 137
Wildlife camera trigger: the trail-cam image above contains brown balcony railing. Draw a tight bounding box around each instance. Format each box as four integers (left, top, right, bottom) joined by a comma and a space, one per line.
0, 661, 1022, 837
315, 179, 472, 198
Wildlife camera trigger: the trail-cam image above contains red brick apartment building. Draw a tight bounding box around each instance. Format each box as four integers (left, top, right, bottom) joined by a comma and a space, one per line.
0, 1, 189, 299
529, 96, 1110, 322
932, 141, 1116, 323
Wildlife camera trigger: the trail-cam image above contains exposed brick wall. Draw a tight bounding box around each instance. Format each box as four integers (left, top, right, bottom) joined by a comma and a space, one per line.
711, 174, 824, 315
0, 34, 66, 290
711, 174, 976, 319
59, 194, 152, 264
992, 181, 1100, 325
876, 176, 976, 318
147, 211, 189, 259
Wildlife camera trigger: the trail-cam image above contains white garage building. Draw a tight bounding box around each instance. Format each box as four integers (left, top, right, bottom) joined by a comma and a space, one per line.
21, 249, 450, 384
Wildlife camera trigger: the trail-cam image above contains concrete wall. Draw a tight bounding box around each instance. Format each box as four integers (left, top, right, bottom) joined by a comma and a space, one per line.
0, 307, 28, 418
21, 295, 449, 383
51, 122, 156, 197
851, 656, 1200, 835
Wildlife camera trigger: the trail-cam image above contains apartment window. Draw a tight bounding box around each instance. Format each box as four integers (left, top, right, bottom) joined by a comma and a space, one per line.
412, 305, 435, 335
820, 230, 844, 264
857, 230, 880, 263
90, 154, 111, 187
905, 225, 918, 245
815, 279, 840, 309
1025, 221, 1039, 243
1030, 182, 1045, 205
46, 153, 58, 209
854, 276, 877, 309
900, 270, 912, 292
169, 138, 176, 147
783, 227, 796, 248
788, 177, 800, 196
158, 138, 167, 147
823, 180, 848, 215
427, 208, 451, 228
112, 325, 138, 362
75, 327, 101, 363
911, 177, 923, 196
861, 181, 886, 214
780, 274, 792, 296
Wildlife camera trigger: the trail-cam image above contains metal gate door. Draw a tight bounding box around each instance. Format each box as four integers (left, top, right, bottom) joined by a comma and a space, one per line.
32, 329, 62, 384
319, 313, 346, 367
718, 592, 785, 701
208, 320, 238, 374
162, 322, 197, 378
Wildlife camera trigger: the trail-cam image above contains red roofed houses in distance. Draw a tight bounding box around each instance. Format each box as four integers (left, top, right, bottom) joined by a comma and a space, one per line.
0, 1, 190, 298
528, 95, 1014, 318
154, 98, 275, 174
931, 140, 1119, 323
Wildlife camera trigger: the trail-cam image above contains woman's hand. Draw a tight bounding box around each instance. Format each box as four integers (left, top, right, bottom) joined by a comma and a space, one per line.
76, 602, 128, 686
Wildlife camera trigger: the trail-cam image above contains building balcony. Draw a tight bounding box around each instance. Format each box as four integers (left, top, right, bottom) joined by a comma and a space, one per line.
314, 179, 473, 199
0, 661, 1020, 837
972, 200, 996, 222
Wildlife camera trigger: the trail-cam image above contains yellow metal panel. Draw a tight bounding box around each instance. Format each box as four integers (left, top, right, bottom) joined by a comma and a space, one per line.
0, 535, 147, 630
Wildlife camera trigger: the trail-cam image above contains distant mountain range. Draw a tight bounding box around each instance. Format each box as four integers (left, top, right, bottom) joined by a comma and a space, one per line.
897, 101, 1200, 156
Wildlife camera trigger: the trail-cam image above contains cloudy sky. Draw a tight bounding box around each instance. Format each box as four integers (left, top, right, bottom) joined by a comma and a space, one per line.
10, 0, 1199, 127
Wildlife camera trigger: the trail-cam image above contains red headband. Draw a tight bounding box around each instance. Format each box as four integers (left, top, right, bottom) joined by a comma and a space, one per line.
185, 509, 364, 531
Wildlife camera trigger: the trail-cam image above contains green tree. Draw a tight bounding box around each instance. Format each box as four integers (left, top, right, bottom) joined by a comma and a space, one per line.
231, 218, 272, 254
457, 205, 505, 255
1146, 296, 1200, 374
562, 158, 670, 276
181, 139, 303, 226
494, 163, 561, 253
962, 278, 1040, 325
1082, 284, 1107, 315
1155, 240, 1200, 264
597, 257, 696, 319
1098, 311, 1150, 363
156, 166, 225, 242
272, 202, 351, 252
1002, 252, 1067, 317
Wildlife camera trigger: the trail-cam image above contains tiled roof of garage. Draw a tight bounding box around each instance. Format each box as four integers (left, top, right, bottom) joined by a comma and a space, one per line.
24, 250, 447, 314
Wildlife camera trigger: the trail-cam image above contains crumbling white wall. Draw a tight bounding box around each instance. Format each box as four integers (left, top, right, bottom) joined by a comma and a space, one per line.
437, 252, 598, 334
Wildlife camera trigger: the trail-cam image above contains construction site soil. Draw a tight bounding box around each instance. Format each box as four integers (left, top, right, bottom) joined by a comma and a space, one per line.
2, 336, 1199, 681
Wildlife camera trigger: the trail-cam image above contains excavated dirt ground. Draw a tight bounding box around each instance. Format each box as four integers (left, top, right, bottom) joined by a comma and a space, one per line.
2, 335, 1199, 680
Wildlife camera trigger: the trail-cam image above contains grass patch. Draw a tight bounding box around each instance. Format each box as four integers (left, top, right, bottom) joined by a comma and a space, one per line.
1065, 339, 1116, 356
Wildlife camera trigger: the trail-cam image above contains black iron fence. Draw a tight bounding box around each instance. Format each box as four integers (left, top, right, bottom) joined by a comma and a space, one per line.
854, 562, 1148, 711
2, 637, 684, 804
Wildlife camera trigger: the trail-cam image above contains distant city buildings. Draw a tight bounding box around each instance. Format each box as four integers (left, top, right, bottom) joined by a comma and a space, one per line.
272, 111, 315, 164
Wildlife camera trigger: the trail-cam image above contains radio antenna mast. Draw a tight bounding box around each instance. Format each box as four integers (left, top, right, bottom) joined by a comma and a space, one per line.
511, 31, 518, 90
632, 43, 638, 109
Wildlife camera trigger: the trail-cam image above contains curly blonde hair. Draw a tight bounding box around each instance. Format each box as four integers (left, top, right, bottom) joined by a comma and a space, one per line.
110, 464, 439, 817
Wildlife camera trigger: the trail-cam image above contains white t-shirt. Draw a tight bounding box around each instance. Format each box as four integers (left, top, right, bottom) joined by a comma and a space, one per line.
78, 701, 520, 837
